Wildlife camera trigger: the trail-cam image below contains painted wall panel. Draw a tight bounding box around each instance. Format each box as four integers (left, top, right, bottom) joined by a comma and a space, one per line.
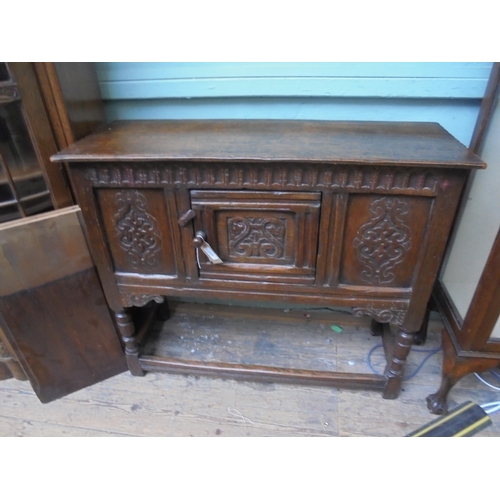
96, 62, 492, 145
97, 62, 492, 80
97, 62, 492, 99
104, 97, 480, 146
99, 77, 489, 100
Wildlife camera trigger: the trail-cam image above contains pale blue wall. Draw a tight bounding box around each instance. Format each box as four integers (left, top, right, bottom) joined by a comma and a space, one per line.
95, 62, 493, 146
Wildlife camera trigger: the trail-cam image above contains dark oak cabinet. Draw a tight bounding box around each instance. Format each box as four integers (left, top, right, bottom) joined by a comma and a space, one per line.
52, 119, 484, 400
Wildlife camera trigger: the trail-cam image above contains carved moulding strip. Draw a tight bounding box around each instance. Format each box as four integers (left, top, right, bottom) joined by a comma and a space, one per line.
352, 303, 407, 326
114, 190, 162, 269
85, 164, 440, 195
353, 197, 412, 286
121, 293, 165, 308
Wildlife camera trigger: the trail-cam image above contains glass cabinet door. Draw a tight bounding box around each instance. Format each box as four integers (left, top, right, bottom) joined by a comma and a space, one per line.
0, 63, 52, 223
441, 96, 500, 340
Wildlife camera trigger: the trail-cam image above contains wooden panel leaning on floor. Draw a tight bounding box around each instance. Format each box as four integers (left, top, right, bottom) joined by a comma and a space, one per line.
0, 207, 126, 403
52, 120, 485, 403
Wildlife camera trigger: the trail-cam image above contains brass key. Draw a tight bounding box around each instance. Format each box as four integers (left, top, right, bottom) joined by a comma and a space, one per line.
193, 231, 223, 264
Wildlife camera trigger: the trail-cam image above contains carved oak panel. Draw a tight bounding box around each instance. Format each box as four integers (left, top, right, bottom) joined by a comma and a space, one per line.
191, 190, 321, 283
114, 190, 162, 268
340, 194, 433, 288
227, 216, 287, 260
96, 188, 181, 276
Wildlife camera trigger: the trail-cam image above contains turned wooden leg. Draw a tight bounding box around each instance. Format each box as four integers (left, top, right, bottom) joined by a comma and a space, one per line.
383, 327, 416, 399
426, 329, 499, 414
115, 309, 144, 376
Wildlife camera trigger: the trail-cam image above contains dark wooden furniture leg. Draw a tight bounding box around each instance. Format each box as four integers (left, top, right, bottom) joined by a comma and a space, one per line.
115, 309, 144, 376
383, 327, 417, 399
426, 330, 499, 414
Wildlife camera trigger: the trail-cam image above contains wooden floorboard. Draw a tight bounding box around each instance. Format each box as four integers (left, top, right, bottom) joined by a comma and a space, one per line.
1, 301, 500, 437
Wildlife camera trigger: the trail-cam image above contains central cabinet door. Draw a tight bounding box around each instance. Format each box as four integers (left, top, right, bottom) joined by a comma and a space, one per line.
191, 190, 321, 284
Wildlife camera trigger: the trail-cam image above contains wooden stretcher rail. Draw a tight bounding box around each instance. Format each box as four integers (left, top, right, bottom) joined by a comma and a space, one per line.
139, 355, 387, 390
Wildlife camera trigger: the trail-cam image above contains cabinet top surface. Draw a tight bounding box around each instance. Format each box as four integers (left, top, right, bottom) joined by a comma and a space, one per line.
52, 120, 485, 169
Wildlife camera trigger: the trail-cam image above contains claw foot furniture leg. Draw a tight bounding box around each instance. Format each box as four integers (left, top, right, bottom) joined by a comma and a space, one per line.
426, 329, 499, 414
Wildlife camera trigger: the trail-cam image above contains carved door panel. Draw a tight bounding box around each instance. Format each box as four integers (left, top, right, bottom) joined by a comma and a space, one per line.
339, 194, 433, 289
0, 206, 126, 403
95, 188, 185, 279
191, 190, 321, 284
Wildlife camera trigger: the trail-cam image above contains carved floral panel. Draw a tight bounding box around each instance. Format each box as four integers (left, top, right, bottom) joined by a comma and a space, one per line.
114, 190, 162, 269
352, 197, 412, 286
227, 217, 287, 260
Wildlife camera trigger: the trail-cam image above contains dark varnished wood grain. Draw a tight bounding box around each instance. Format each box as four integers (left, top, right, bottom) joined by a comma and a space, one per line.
52, 120, 486, 168
139, 356, 386, 390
